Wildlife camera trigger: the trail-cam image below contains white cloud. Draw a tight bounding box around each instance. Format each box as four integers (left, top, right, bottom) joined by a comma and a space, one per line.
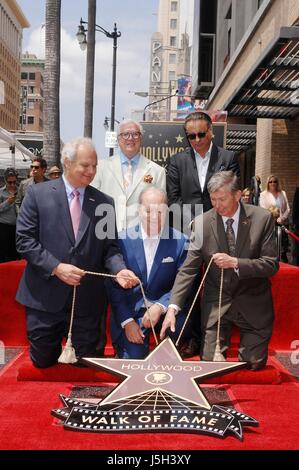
22, 18, 153, 156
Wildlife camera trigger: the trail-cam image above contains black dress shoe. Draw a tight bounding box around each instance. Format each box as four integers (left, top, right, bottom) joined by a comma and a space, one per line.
179, 338, 201, 358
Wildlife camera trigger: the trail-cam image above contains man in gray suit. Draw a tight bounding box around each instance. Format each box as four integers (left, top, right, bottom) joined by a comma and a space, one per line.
161, 171, 279, 370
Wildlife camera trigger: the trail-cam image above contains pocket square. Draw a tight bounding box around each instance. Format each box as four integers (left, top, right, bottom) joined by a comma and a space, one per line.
162, 256, 174, 263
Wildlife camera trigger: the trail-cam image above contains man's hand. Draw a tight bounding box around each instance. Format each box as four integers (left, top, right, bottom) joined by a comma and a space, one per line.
213, 253, 238, 269
116, 269, 139, 289
7, 194, 16, 205
142, 304, 163, 329
124, 321, 145, 344
160, 307, 177, 340
53, 263, 86, 286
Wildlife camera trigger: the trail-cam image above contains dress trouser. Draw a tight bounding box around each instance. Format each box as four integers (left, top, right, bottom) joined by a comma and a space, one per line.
200, 307, 273, 370
26, 291, 106, 368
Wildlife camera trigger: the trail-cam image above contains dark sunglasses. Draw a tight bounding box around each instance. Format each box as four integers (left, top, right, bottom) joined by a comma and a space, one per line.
269, 180, 277, 183
30, 165, 41, 169
186, 131, 208, 140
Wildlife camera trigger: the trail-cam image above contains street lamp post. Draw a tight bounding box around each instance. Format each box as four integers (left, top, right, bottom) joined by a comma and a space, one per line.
103, 116, 120, 130
77, 17, 121, 154
143, 89, 178, 121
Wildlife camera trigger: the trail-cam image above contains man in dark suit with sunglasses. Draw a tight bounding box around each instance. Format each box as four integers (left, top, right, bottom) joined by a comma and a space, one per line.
166, 111, 240, 357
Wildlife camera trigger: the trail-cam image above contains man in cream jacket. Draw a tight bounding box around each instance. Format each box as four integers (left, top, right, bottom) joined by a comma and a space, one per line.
92, 120, 166, 232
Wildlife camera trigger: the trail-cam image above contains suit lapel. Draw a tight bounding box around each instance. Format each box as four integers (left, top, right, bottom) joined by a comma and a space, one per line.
75, 186, 94, 247
210, 211, 229, 253
127, 156, 150, 199
126, 227, 148, 284
188, 148, 202, 192
235, 204, 251, 256
147, 234, 168, 285
110, 156, 125, 192
54, 179, 75, 244
203, 143, 218, 192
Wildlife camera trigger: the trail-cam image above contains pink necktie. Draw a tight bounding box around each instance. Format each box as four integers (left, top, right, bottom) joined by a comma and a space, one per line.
70, 190, 81, 238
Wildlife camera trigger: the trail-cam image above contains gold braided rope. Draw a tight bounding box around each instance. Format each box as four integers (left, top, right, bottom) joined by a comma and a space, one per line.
66, 262, 224, 358
215, 267, 224, 353
175, 257, 214, 348
68, 271, 158, 346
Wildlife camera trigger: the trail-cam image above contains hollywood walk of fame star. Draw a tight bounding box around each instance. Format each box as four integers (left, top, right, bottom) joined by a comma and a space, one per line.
82, 338, 246, 410
175, 134, 184, 143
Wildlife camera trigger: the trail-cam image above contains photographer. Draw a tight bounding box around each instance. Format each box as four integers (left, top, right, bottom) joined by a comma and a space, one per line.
0, 168, 19, 262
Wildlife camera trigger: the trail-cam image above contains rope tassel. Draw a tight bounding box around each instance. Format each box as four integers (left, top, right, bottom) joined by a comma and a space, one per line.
58, 272, 159, 364
58, 286, 77, 364
213, 267, 226, 362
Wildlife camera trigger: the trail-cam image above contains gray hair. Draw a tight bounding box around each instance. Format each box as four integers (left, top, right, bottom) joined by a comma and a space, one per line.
207, 171, 240, 194
61, 137, 97, 165
117, 119, 143, 136
138, 186, 168, 205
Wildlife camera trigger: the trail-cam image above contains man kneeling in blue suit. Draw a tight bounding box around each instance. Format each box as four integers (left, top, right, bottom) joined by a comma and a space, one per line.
107, 187, 190, 359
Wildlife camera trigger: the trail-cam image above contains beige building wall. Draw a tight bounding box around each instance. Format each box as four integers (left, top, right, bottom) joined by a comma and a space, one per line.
20, 53, 44, 132
0, 0, 29, 131
148, 0, 191, 120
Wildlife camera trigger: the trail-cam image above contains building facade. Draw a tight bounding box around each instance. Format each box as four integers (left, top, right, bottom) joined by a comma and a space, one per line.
146, 0, 193, 121
0, 0, 29, 131
192, 0, 299, 205
20, 52, 45, 132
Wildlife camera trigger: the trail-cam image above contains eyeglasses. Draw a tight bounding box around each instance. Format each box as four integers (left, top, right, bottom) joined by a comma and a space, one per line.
269, 180, 278, 183
30, 165, 41, 169
119, 131, 141, 140
186, 131, 208, 140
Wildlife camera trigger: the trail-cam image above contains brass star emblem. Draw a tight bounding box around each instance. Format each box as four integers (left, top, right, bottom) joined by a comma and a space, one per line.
82, 338, 245, 410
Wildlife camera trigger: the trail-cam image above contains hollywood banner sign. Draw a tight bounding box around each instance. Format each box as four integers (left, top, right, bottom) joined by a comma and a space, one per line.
140, 122, 226, 168
53, 339, 258, 440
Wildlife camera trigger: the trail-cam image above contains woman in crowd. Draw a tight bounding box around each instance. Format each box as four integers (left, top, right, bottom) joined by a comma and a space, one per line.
260, 175, 290, 262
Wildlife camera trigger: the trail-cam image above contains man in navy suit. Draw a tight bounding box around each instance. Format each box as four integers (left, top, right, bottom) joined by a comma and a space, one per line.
16, 137, 138, 368
107, 187, 189, 359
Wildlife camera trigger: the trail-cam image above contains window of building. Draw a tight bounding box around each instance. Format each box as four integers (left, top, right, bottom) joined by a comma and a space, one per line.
171, 1, 177, 12
27, 116, 34, 124
29, 72, 36, 80
29, 86, 34, 94
28, 100, 34, 109
170, 36, 177, 47
169, 53, 176, 64
170, 19, 177, 29
21, 72, 28, 80
168, 71, 176, 81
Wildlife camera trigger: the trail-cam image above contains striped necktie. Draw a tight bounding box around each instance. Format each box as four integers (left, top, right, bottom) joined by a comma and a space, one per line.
123, 161, 133, 191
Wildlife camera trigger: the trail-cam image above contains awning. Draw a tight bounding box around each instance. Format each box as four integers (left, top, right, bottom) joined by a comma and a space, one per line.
0, 127, 34, 170
224, 27, 299, 119
226, 124, 256, 152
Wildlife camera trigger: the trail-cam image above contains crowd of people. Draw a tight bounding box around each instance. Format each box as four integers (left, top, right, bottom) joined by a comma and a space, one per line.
0, 111, 298, 370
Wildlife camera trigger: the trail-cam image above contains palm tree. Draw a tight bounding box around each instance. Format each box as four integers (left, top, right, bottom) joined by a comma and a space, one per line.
84, 0, 96, 138
43, 0, 61, 167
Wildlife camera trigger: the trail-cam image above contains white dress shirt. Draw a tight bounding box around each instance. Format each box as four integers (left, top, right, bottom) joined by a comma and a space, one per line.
121, 225, 166, 329
169, 204, 241, 314
194, 141, 213, 190
221, 203, 241, 239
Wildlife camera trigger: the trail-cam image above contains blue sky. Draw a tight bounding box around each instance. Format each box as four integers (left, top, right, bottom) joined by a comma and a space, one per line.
17, 0, 159, 158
